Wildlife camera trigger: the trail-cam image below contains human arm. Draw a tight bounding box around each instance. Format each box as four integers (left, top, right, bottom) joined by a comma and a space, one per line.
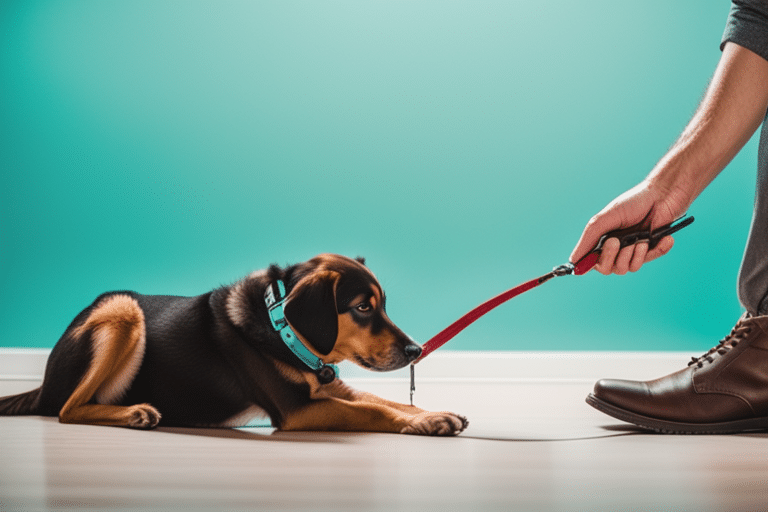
570, 42, 768, 275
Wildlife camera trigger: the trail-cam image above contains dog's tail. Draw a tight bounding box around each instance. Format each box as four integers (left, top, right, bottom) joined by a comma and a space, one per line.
0, 387, 41, 415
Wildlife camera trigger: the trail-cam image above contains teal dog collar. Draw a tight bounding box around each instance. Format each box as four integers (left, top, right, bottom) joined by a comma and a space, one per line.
264, 280, 338, 384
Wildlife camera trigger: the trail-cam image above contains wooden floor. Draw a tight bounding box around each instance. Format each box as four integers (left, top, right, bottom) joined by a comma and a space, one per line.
3, 373, 768, 512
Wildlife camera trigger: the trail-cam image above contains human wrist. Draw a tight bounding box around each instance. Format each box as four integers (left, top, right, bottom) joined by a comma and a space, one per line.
645, 150, 709, 213
644, 163, 706, 215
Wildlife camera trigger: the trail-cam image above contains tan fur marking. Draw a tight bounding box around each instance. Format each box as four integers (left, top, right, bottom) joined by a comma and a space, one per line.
281, 385, 466, 434
310, 254, 381, 291
91, 297, 146, 404
332, 285, 385, 363
332, 313, 398, 369
269, 356, 351, 401
280, 397, 411, 433
59, 295, 160, 428
271, 357, 312, 386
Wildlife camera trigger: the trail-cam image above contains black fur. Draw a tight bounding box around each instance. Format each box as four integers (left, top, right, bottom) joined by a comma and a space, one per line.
283, 272, 339, 356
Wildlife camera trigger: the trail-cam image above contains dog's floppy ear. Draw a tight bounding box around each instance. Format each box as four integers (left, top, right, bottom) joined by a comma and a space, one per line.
283, 270, 340, 356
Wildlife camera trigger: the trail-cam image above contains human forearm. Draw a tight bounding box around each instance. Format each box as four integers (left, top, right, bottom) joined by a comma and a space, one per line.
570, 42, 768, 274
647, 42, 768, 208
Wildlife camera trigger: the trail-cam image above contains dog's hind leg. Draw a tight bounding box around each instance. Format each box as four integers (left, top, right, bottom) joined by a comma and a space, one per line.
58, 294, 160, 429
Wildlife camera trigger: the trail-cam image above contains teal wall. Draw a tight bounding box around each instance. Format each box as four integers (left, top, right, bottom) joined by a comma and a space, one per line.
0, 1, 756, 351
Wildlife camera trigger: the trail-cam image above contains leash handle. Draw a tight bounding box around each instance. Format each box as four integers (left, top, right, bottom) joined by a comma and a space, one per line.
571, 215, 694, 275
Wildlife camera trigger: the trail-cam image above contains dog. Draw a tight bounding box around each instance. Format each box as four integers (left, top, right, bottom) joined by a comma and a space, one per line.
0, 254, 468, 436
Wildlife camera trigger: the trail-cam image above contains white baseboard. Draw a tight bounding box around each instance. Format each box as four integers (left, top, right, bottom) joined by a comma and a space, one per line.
0, 348, 692, 396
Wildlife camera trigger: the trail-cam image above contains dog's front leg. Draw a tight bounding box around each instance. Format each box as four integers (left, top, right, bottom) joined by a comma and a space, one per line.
348, 390, 425, 415
280, 397, 467, 436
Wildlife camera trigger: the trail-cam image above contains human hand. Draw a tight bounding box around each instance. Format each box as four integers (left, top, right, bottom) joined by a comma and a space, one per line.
570, 181, 689, 275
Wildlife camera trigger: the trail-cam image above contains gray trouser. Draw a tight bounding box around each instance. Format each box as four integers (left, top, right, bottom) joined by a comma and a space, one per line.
738, 112, 768, 315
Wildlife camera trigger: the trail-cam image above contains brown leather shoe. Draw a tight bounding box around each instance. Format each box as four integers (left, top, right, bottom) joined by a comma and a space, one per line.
586, 313, 768, 434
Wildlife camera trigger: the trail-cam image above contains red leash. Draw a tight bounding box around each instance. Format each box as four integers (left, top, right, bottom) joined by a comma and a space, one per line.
416, 253, 597, 362
409, 215, 694, 404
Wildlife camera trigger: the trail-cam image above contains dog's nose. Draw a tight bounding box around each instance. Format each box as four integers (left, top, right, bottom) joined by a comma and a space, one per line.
404, 344, 422, 362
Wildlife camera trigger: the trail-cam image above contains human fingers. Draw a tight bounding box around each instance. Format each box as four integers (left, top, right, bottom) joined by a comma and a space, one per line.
628, 242, 649, 273
643, 235, 675, 263
594, 237, 620, 275
595, 240, 647, 275
571, 216, 617, 266
597, 237, 673, 275
612, 245, 637, 275
570, 183, 660, 264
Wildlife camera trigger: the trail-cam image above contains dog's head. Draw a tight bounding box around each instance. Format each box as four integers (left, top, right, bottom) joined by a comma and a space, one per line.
279, 254, 421, 372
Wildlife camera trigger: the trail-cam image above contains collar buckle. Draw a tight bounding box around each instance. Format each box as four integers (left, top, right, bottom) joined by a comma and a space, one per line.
265, 281, 289, 331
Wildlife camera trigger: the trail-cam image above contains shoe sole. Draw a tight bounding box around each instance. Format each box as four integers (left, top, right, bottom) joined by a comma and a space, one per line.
586, 393, 768, 435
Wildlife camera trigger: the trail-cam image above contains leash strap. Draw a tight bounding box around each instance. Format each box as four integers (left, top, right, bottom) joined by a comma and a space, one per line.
415, 265, 574, 362
414, 215, 694, 362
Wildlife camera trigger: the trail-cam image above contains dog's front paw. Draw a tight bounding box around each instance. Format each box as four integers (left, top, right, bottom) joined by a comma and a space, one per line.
400, 412, 468, 436
127, 403, 161, 429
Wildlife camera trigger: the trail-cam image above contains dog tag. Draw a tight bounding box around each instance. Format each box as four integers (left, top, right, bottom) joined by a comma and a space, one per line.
410, 364, 415, 406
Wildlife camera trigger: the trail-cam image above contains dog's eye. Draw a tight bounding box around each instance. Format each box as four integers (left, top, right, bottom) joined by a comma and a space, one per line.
355, 302, 372, 313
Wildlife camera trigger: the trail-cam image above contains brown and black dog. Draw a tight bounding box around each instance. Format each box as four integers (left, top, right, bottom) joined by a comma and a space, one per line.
0, 254, 468, 435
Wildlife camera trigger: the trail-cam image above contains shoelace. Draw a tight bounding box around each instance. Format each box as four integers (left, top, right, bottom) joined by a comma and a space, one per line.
688, 316, 753, 368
